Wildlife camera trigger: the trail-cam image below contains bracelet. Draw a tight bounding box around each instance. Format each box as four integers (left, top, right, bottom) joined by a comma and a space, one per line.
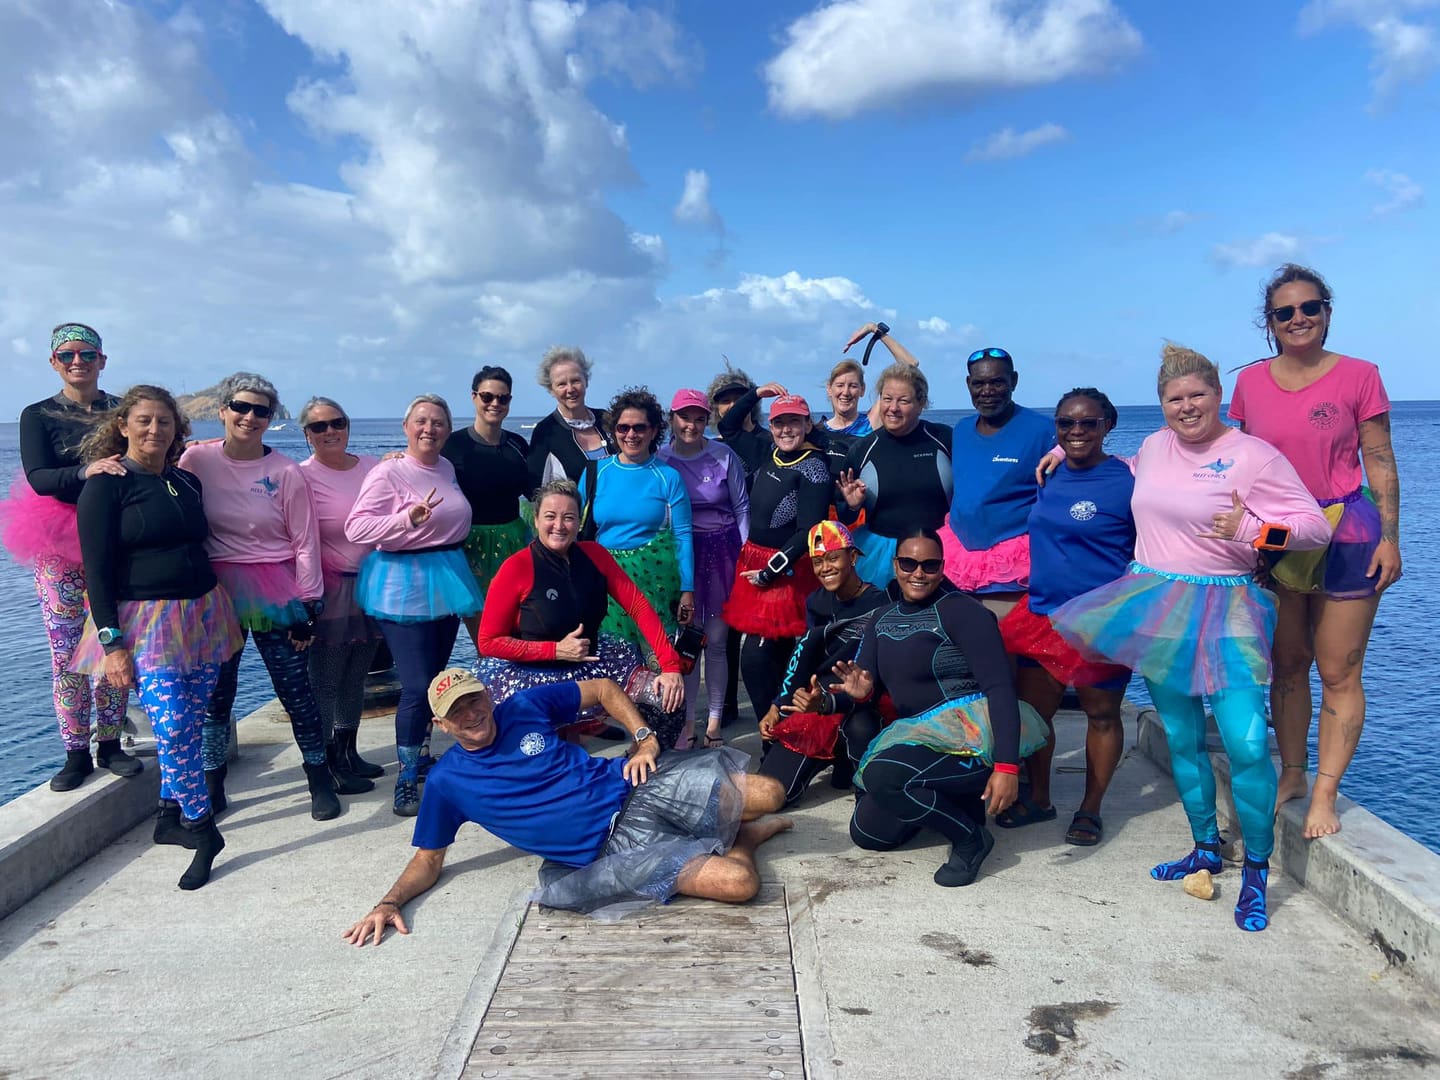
992, 762, 1020, 776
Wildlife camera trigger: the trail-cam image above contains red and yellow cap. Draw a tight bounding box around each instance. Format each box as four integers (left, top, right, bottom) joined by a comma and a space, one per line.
808, 520, 862, 557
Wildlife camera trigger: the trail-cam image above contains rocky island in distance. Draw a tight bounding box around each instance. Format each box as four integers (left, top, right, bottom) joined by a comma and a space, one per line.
177, 383, 292, 422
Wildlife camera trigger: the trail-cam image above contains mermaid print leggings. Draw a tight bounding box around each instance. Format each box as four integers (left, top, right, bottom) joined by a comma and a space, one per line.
136, 665, 219, 821
202, 628, 327, 770
34, 554, 128, 751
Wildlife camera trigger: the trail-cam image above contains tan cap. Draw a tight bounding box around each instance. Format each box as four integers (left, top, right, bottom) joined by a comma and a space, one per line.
427, 667, 487, 718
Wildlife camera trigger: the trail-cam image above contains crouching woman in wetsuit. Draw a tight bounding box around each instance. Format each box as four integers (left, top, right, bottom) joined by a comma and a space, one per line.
828, 527, 1047, 888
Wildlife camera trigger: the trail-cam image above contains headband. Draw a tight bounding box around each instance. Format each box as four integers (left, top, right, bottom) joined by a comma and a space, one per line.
51, 324, 102, 353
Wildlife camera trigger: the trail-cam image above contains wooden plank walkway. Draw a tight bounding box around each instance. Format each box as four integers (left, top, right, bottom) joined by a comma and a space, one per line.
460, 885, 806, 1079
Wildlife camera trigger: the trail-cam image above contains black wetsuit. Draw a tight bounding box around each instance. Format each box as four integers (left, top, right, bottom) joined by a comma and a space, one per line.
525, 410, 616, 488
842, 421, 954, 537
715, 388, 773, 481
442, 426, 531, 524
20, 391, 120, 501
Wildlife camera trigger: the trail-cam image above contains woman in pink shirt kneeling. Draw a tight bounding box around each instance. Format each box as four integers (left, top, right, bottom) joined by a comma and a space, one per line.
1051, 345, 1331, 933
345, 394, 484, 816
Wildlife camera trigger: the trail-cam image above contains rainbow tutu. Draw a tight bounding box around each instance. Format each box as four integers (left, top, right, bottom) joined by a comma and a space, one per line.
1049, 562, 1276, 697
72, 586, 244, 675
939, 518, 1030, 593
356, 545, 484, 624
856, 692, 1049, 781
462, 518, 532, 593
849, 526, 897, 589
0, 474, 82, 567
212, 560, 309, 632
314, 570, 381, 646
1269, 488, 1381, 600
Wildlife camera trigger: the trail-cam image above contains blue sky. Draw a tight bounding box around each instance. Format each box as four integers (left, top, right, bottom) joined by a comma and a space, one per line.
1, 0, 1435, 418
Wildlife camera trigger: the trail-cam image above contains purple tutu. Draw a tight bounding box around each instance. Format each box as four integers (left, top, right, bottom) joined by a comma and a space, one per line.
1269, 488, 1382, 600
212, 560, 308, 632
0, 473, 82, 567
692, 524, 742, 623
315, 570, 381, 646
73, 586, 244, 675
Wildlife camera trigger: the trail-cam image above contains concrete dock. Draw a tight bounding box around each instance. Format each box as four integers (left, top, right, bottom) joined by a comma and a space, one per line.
1, 699, 1438, 1079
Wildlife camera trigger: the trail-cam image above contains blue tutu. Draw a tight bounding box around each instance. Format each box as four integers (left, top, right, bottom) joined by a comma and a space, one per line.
355, 546, 484, 623
1049, 562, 1276, 697
851, 526, 897, 589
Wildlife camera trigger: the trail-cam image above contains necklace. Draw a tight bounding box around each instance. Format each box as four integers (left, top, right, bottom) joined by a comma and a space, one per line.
836, 580, 868, 602
561, 409, 596, 431
772, 446, 815, 468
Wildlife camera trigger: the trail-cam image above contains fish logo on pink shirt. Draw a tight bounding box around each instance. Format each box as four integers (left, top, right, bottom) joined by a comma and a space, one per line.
252, 475, 279, 497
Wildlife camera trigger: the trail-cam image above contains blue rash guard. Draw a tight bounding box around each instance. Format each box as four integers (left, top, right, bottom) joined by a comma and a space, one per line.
580, 455, 695, 591
948, 405, 1055, 550
1025, 457, 1137, 615
411, 682, 630, 866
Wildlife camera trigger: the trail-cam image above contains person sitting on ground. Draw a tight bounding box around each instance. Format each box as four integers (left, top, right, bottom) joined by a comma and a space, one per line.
341, 669, 791, 942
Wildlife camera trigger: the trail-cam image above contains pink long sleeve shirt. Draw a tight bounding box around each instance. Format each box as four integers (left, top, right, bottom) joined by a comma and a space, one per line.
179, 441, 324, 599
299, 453, 380, 574
1131, 427, 1332, 577
344, 454, 472, 551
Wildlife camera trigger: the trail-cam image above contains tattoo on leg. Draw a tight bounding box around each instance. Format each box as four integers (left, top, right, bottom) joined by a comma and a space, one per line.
1321, 705, 1338, 717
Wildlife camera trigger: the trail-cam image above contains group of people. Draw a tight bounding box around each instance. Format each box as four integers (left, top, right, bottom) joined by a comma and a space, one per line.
6, 263, 1401, 937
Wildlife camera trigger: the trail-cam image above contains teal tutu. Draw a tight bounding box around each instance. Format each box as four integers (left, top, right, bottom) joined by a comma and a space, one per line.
856, 692, 1049, 781
851, 526, 897, 589
356, 546, 484, 624
1049, 562, 1276, 697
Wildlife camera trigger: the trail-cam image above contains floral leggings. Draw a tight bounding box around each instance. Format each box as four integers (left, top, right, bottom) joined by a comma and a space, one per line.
136, 665, 219, 821
35, 554, 127, 752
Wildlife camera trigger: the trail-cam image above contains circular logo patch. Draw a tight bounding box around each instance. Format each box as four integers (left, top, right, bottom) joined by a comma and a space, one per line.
1308, 402, 1340, 430
519, 732, 546, 756
1069, 500, 1098, 522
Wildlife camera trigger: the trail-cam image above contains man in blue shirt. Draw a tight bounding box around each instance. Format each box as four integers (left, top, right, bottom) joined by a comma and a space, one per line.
343, 670, 789, 944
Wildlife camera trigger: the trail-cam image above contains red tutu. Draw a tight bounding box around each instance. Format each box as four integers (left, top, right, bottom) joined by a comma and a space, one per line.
721, 541, 817, 638
939, 517, 1030, 592
1000, 595, 1129, 689
0, 473, 82, 566
774, 693, 898, 758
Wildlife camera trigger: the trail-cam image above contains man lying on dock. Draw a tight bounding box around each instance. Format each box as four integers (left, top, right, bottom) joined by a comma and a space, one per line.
343, 669, 791, 944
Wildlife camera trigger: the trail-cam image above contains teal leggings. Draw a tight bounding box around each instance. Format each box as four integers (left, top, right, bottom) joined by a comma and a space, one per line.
1145, 680, 1276, 862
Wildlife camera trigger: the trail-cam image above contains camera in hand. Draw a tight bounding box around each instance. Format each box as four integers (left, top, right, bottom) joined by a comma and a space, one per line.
671, 623, 707, 675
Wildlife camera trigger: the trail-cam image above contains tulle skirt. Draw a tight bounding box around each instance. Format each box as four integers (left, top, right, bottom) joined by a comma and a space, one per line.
1049, 562, 1276, 697
72, 586, 244, 675
850, 526, 897, 589
692, 524, 742, 623
0, 474, 82, 567
314, 570, 381, 647
211, 560, 308, 632
721, 541, 817, 639
772, 694, 897, 758
1269, 488, 1382, 600
1000, 595, 1130, 689
601, 529, 681, 653
356, 545, 485, 624
856, 692, 1050, 780
462, 518, 532, 594
939, 517, 1030, 593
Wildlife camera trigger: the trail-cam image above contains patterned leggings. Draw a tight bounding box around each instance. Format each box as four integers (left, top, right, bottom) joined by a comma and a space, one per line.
850, 743, 991, 852
308, 639, 380, 741
34, 554, 128, 751
202, 627, 327, 770
136, 665, 219, 821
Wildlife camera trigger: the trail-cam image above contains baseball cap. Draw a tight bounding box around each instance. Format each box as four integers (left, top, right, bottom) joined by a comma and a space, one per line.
670, 388, 712, 415
769, 394, 811, 420
428, 667, 487, 718
808, 520, 863, 557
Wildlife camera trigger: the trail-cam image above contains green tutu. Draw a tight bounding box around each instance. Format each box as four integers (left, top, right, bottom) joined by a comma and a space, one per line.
462, 517, 532, 593
601, 527, 680, 665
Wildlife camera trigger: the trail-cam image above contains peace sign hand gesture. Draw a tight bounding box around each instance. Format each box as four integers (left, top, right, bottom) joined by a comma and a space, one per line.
408, 487, 443, 528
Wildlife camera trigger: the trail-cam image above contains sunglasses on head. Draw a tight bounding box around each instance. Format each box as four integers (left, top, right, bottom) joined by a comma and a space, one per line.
474, 391, 512, 406
895, 556, 944, 574
54, 349, 101, 364
968, 347, 1012, 364
1268, 299, 1328, 322
1056, 416, 1104, 432
614, 422, 651, 435
226, 399, 274, 420
305, 417, 349, 434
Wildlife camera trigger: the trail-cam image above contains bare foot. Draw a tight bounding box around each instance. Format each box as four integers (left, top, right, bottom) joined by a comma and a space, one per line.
738, 816, 794, 848
1276, 770, 1309, 811
1303, 790, 1342, 839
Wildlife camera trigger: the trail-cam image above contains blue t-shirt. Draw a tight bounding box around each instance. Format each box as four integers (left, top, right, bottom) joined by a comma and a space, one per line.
822, 414, 872, 437
948, 405, 1056, 550
410, 682, 630, 866
1026, 456, 1136, 614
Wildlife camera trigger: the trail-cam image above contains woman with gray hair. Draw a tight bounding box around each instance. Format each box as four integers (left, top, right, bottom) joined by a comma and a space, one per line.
298, 395, 385, 785
345, 394, 483, 815
180, 372, 351, 822
525, 346, 617, 488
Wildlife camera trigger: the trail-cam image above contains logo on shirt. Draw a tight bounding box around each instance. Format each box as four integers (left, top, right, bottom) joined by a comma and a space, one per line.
519, 732, 546, 756
991, 455, 1020, 464
1069, 500, 1098, 522
1193, 458, 1234, 480
545, 588, 559, 601
252, 475, 279, 498
1308, 402, 1340, 430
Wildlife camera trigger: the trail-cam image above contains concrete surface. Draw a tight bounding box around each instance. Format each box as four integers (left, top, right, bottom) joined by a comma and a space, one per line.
1, 702, 1438, 1079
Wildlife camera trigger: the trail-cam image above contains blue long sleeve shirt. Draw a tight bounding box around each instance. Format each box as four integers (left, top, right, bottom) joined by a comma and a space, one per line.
581, 455, 695, 591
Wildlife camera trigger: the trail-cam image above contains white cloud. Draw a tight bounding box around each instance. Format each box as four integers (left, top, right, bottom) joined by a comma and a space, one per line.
1210, 232, 1303, 268
674, 169, 723, 230
965, 122, 1071, 163
1146, 209, 1201, 234
1365, 168, 1424, 214
918, 316, 950, 333
1299, 0, 1440, 102
765, 0, 1141, 119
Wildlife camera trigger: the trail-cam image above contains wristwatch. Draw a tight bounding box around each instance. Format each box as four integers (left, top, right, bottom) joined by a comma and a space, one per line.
97, 627, 124, 647
632, 726, 655, 744
874, 321, 890, 338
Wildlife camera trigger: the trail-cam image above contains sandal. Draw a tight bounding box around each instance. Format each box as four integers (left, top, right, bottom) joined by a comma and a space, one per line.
994, 796, 1057, 829
704, 727, 725, 749
1065, 811, 1104, 847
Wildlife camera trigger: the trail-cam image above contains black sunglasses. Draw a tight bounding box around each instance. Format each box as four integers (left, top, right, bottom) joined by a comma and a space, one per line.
474, 391, 512, 406
226, 399, 274, 420
614, 422, 651, 435
895, 556, 944, 574
1056, 416, 1104, 432
305, 417, 349, 434
968, 347, 1012, 364
1268, 299, 1328, 322
53, 349, 101, 364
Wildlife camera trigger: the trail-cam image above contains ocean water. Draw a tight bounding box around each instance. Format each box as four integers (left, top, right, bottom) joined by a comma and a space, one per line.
1, 404, 1434, 852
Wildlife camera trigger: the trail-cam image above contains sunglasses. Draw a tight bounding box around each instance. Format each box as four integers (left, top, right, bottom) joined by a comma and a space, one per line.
1268, 299, 1328, 322
895, 556, 944, 574
474, 391, 512, 406
226, 399, 274, 420
968, 348, 1012, 364
305, 417, 349, 434
53, 350, 101, 364
1055, 416, 1104, 432
614, 423, 651, 435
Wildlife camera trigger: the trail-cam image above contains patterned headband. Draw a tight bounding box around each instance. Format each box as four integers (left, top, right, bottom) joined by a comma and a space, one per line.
51, 324, 102, 353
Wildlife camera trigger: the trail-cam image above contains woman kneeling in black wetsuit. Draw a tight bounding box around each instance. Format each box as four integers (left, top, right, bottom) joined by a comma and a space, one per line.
829, 527, 1047, 887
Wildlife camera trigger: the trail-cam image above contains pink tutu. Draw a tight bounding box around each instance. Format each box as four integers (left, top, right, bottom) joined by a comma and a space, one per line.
939, 518, 1030, 593
72, 586, 244, 675
0, 473, 82, 566
212, 560, 308, 632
